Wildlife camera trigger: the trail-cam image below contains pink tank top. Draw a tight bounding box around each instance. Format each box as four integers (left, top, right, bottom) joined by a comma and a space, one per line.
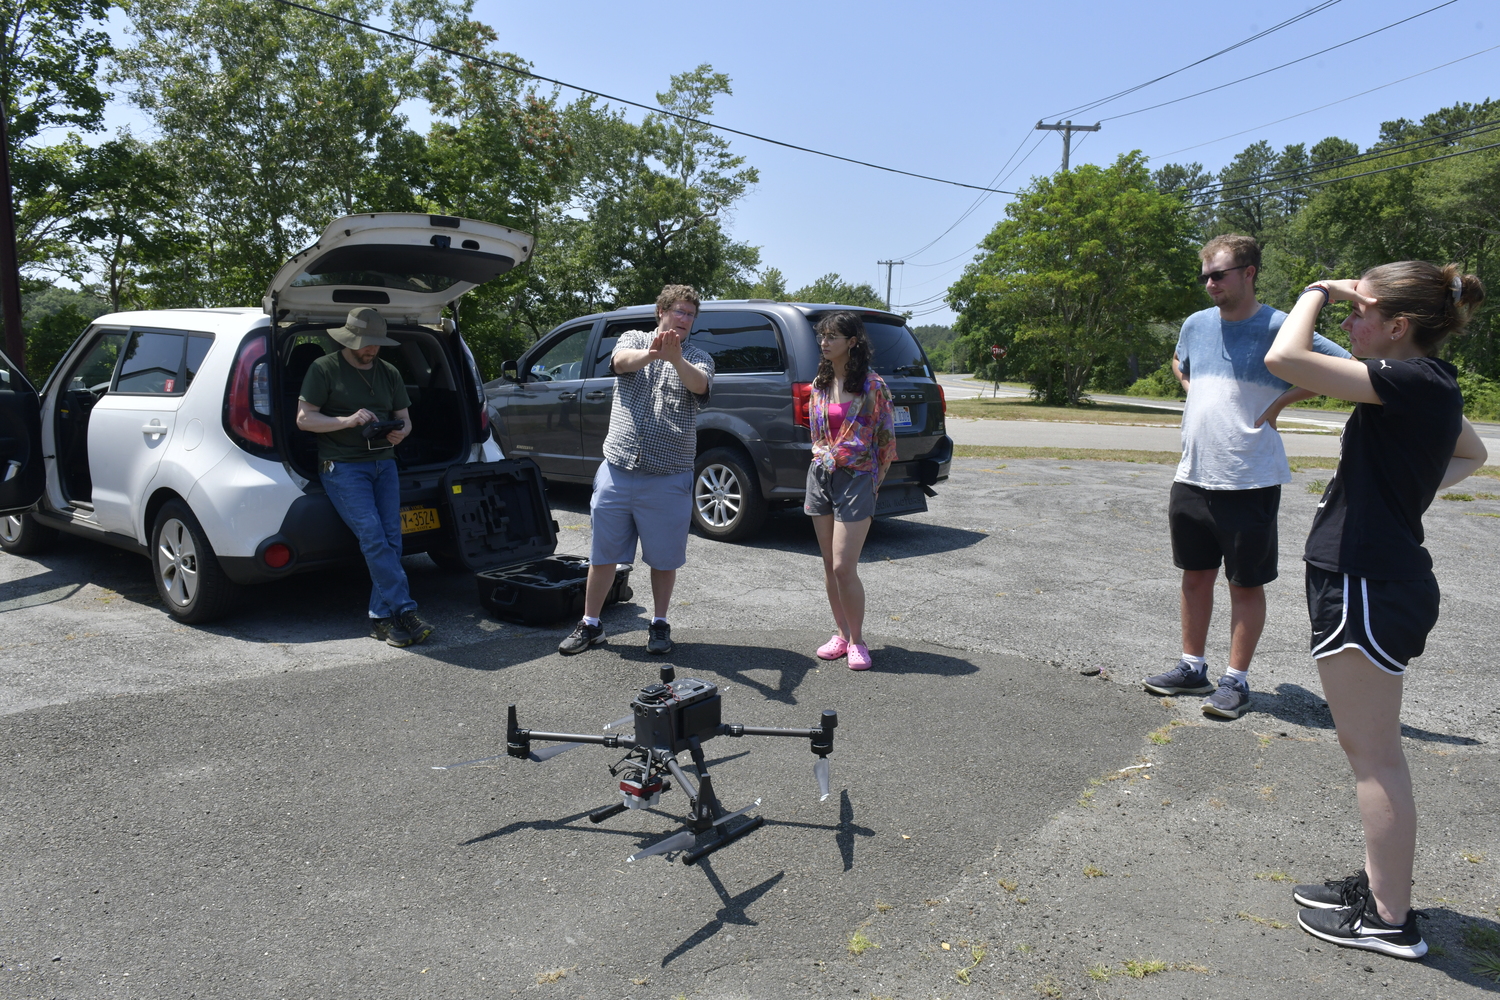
827, 400, 851, 438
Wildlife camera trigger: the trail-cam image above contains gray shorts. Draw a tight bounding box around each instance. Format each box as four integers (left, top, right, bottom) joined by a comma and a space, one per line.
590, 461, 692, 570
804, 464, 875, 522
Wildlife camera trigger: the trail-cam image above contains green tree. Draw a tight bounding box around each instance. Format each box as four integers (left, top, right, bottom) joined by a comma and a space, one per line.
949, 152, 1201, 405
788, 273, 886, 309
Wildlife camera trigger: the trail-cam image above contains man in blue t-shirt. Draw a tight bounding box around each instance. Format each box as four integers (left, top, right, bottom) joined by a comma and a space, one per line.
1143, 234, 1350, 718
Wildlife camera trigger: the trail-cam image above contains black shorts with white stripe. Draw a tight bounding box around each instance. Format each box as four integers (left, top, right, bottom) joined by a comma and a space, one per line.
1304, 564, 1440, 676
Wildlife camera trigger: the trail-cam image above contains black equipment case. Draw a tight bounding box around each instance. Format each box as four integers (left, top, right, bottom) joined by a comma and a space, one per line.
441, 459, 631, 624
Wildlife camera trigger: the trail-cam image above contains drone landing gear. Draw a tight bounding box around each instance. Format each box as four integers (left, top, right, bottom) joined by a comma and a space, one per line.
613, 737, 767, 865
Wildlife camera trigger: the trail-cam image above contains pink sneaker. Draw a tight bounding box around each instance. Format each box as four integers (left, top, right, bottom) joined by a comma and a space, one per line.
816, 635, 848, 660
847, 643, 872, 670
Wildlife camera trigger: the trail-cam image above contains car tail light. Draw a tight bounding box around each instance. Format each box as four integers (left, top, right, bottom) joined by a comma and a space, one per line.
262, 543, 292, 568
936, 383, 946, 417
226, 334, 273, 450
792, 382, 812, 428
460, 339, 489, 434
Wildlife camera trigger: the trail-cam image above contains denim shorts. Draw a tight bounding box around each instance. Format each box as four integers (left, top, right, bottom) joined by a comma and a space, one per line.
803, 463, 876, 522
590, 462, 692, 570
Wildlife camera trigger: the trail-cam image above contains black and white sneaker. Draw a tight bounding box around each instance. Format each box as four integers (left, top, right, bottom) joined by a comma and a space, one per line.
1294, 869, 1368, 909
1298, 891, 1427, 960
646, 620, 673, 655
559, 620, 605, 655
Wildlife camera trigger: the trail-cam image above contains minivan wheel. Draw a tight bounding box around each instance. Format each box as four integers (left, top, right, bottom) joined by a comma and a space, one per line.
151, 500, 240, 623
0, 512, 60, 555
692, 447, 767, 542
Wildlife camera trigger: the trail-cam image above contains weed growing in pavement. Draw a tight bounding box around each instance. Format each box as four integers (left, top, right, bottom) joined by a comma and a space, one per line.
1237, 911, 1290, 929
1255, 731, 1274, 749
998, 878, 1018, 892
1467, 511, 1500, 517
1083, 865, 1107, 878
1149, 719, 1187, 745
1123, 958, 1167, 978
848, 929, 880, 956
1078, 788, 1097, 808
1462, 851, 1485, 863
1255, 871, 1295, 882
1017, 943, 1033, 953
874, 900, 894, 913
1463, 925, 1500, 981
1307, 479, 1328, 494
954, 943, 987, 984
1087, 963, 1111, 981
1035, 974, 1063, 997
535, 967, 575, 984
1443, 493, 1475, 501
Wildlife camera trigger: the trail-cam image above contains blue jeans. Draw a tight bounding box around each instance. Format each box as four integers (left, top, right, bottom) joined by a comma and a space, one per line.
320, 459, 416, 619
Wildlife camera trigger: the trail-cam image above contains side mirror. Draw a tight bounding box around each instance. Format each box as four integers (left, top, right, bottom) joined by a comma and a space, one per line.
501, 359, 520, 382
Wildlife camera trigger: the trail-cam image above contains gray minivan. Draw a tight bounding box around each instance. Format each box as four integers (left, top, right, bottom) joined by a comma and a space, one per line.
484, 301, 953, 541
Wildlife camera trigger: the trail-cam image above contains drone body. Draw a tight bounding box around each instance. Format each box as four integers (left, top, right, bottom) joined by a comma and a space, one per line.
437, 667, 838, 864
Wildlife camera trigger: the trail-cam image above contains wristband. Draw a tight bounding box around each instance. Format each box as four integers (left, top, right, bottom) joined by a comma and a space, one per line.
1301, 284, 1330, 306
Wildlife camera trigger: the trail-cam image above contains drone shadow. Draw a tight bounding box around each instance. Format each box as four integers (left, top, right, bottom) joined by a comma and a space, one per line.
460, 805, 685, 847
660, 861, 785, 967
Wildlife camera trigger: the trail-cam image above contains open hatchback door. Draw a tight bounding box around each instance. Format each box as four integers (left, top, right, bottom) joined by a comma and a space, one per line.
0, 346, 45, 516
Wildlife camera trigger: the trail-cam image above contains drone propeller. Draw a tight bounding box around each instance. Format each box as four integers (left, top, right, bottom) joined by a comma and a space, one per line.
713, 798, 762, 828
603, 715, 632, 732
431, 752, 509, 771
626, 829, 695, 863
814, 756, 831, 802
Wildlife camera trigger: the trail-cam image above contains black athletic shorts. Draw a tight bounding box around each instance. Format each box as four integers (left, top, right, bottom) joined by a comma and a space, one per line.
1305, 565, 1440, 676
1169, 482, 1280, 587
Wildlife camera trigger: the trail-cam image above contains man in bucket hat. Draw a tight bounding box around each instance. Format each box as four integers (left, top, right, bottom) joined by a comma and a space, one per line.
296, 307, 434, 647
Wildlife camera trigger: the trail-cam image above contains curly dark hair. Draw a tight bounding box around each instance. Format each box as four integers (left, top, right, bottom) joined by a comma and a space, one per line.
812, 311, 872, 395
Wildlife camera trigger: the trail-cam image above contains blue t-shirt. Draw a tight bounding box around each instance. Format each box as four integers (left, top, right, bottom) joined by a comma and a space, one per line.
1175, 304, 1351, 489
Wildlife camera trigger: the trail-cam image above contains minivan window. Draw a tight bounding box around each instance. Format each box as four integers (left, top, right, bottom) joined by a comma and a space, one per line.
116, 331, 188, 394
864, 319, 930, 378
689, 311, 784, 373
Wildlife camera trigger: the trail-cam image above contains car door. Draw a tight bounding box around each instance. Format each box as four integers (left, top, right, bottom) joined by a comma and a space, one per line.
87, 329, 212, 539
578, 318, 649, 479
0, 346, 45, 515
502, 322, 594, 479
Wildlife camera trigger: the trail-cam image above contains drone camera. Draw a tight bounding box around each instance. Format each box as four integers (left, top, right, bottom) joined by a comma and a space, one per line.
619, 772, 664, 809
632, 678, 722, 753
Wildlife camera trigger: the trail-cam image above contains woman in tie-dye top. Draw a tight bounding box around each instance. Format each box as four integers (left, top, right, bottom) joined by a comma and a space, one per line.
803, 311, 896, 670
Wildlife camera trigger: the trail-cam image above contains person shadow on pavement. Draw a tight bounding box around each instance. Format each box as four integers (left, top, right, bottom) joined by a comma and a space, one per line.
1248, 682, 1481, 745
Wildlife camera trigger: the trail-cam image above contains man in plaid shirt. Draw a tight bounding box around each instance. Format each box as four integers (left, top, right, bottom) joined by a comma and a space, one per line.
559, 284, 715, 656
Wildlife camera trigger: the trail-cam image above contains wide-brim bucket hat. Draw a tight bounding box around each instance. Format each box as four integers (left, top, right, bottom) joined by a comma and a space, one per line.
329, 307, 399, 349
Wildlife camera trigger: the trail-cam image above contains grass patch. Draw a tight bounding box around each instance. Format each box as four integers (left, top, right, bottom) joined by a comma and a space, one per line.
1083, 865, 1107, 878
1467, 511, 1500, 518
946, 396, 1183, 425
874, 900, 894, 913
1462, 851, 1486, 864
848, 928, 880, 956
998, 878, 1018, 892
1123, 958, 1168, 978
1307, 478, 1328, 494
1474, 466, 1500, 479
1255, 870, 1294, 882
951, 444, 1343, 470
535, 967, 575, 984
1078, 788, 1097, 808
1237, 911, 1290, 929
1443, 492, 1475, 501
1148, 719, 1186, 745
1463, 925, 1500, 981
1087, 963, 1111, 981
954, 943, 987, 984
1035, 974, 1063, 997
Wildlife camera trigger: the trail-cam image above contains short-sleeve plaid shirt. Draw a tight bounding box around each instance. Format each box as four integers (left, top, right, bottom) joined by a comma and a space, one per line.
602, 330, 715, 474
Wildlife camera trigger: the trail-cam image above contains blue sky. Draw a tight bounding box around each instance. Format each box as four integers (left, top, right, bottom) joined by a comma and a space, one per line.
105, 0, 1495, 324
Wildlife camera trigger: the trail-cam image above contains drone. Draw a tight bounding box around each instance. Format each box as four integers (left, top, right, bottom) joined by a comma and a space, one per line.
434, 666, 838, 865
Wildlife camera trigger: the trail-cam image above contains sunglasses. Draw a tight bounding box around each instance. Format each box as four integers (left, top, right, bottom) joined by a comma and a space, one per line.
1197, 264, 1250, 285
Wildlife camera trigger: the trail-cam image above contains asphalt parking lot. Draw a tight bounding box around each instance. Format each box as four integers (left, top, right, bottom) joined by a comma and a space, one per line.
2, 457, 1498, 999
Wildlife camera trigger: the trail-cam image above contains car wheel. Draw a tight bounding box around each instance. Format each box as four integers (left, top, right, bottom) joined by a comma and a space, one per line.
0, 512, 60, 555
151, 499, 240, 623
692, 446, 767, 542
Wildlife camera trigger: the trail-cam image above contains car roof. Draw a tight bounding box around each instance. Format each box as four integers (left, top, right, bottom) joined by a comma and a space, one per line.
89, 307, 268, 336
578, 300, 909, 325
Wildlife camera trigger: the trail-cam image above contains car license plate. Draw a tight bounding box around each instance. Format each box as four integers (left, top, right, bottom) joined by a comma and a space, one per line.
893, 405, 912, 427
400, 505, 440, 534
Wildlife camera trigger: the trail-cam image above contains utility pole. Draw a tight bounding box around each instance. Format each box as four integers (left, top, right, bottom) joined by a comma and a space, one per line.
1034, 120, 1101, 172
877, 260, 903, 312
0, 96, 24, 374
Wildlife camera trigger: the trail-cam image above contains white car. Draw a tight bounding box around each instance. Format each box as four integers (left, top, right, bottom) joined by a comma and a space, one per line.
0, 213, 533, 622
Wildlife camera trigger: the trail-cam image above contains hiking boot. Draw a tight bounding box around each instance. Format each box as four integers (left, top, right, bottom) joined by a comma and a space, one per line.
1294, 870, 1369, 910
1202, 674, 1251, 719
387, 609, 433, 648
1298, 889, 1427, 960
647, 620, 674, 655
1142, 658, 1213, 696
559, 620, 605, 655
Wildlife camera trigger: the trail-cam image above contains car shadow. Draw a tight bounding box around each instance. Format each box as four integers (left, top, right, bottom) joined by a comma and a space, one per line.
1229, 683, 1482, 745
732, 508, 991, 562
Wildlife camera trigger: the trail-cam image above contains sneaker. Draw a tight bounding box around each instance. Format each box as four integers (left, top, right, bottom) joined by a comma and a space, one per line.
816, 635, 849, 660
559, 620, 605, 655
1298, 889, 1427, 960
647, 620, 674, 655
388, 609, 433, 648
1202, 675, 1251, 719
1142, 658, 1213, 696
847, 643, 872, 671
370, 617, 395, 642
1294, 869, 1368, 910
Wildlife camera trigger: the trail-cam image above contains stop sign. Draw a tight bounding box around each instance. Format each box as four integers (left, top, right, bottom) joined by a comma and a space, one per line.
990, 345, 1007, 359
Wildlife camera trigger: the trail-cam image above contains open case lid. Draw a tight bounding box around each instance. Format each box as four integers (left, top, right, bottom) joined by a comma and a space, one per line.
441, 459, 558, 573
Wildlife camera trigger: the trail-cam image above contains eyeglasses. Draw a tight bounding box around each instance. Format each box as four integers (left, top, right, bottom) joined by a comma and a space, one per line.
667, 306, 696, 320
1197, 264, 1250, 285
816, 334, 848, 343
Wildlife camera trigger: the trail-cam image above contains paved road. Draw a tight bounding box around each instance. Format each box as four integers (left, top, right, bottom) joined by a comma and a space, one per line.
2, 459, 1497, 998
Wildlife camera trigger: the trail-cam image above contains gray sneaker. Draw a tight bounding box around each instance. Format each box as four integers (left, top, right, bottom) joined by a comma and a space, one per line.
646, 620, 674, 655
1202, 675, 1251, 719
1142, 658, 1213, 696
559, 620, 605, 655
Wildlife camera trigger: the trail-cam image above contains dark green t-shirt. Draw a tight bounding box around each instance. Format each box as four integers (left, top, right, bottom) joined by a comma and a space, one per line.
298, 351, 411, 463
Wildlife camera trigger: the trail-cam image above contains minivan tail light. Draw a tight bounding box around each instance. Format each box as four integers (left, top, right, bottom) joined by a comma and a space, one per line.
460, 338, 489, 434
226, 334, 273, 450
792, 382, 812, 428
936, 383, 946, 418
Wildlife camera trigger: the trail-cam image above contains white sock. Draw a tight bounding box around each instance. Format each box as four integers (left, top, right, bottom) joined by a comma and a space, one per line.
653, 617, 668, 625
583, 616, 601, 628
1226, 667, 1249, 687
1181, 654, 1206, 670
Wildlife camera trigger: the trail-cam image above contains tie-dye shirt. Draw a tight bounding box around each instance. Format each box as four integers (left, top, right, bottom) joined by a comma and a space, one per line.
809, 373, 897, 476
1175, 304, 1350, 489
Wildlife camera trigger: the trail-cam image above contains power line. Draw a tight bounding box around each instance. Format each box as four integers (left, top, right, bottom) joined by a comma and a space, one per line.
896, 130, 1050, 261
271, 0, 1018, 196
1046, 0, 1343, 120
1099, 1, 1457, 123
1150, 42, 1500, 160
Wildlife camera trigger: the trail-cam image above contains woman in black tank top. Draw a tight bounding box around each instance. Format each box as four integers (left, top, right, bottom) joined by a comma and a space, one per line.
1264, 261, 1487, 959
